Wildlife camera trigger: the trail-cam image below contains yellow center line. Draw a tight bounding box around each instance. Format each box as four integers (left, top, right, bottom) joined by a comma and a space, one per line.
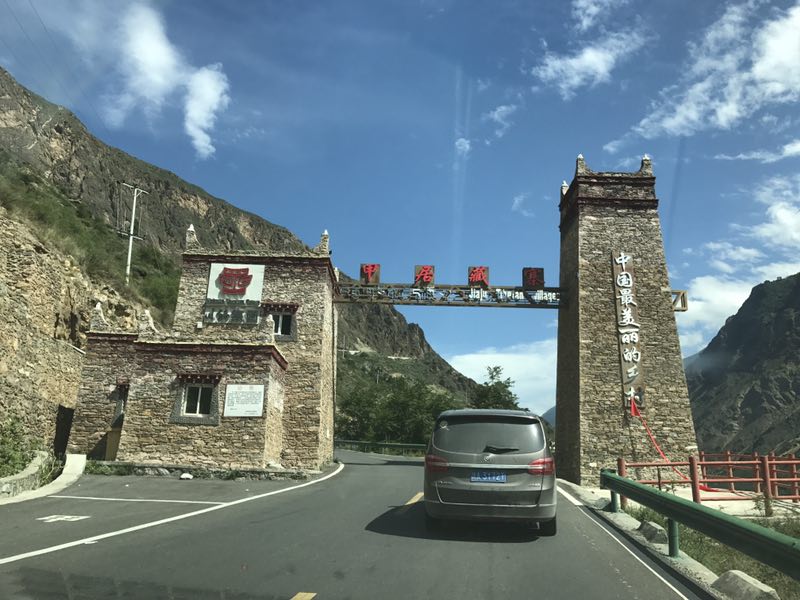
290, 593, 316, 600
397, 492, 424, 514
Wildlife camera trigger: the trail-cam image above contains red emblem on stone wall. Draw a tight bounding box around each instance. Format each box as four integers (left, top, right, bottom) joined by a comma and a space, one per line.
218, 267, 253, 295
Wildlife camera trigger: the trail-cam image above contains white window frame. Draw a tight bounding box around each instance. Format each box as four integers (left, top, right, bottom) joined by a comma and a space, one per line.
183, 384, 215, 416
272, 313, 293, 337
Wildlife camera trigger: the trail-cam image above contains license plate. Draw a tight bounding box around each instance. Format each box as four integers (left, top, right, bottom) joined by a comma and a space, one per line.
470, 471, 507, 483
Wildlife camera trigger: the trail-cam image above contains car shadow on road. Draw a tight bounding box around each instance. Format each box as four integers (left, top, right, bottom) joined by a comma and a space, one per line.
365, 502, 542, 543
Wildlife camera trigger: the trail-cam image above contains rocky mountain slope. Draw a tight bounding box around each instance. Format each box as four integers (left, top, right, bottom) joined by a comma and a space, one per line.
0, 66, 476, 446
685, 273, 800, 455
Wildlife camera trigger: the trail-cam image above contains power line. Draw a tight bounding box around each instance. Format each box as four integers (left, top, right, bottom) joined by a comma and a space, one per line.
0, 23, 51, 102
24, 0, 111, 134
3, 0, 92, 128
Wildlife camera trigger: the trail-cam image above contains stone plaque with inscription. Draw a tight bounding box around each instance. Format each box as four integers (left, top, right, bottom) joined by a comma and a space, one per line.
223, 384, 265, 417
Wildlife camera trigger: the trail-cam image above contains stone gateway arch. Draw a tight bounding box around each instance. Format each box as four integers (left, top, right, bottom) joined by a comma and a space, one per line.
68, 155, 696, 483
556, 155, 696, 484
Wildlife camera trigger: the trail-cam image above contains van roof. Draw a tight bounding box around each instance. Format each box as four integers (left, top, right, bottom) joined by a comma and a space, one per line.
437, 408, 541, 420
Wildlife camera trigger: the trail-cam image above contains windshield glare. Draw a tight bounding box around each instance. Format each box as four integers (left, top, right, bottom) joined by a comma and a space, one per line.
433, 416, 545, 454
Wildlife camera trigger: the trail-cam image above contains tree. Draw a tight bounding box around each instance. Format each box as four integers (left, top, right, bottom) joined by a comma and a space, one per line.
471, 366, 520, 410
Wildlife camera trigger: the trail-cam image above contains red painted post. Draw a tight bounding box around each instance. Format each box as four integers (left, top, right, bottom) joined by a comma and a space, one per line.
689, 455, 702, 504
769, 452, 779, 499
699, 450, 708, 483
754, 452, 761, 493
760, 455, 774, 517
725, 449, 734, 491
791, 454, 799, 503
617, 457, 628, 510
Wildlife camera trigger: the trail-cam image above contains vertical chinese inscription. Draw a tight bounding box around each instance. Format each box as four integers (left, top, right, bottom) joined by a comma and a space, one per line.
360, 263, 381, 285
414, 265, 435, 287
612, 250, 645, 411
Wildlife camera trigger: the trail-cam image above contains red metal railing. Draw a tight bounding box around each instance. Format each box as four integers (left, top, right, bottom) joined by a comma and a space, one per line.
617, 452, 800, 516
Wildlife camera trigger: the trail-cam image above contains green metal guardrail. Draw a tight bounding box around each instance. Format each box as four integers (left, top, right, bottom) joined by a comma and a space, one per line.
334, 439, 427, 456
600, 469, 800, 581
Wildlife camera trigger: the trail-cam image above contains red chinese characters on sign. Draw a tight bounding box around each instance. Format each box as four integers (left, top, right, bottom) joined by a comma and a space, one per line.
218, 267, 253, 295
522, 268, 545, 290
360, 263, 381, 285
414, 265, 435, 287
467, 266, 489, 288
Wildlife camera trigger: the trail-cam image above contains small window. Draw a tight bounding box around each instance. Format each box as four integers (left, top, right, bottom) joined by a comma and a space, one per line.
184, 385, 213, 415
272, 313, 292, 336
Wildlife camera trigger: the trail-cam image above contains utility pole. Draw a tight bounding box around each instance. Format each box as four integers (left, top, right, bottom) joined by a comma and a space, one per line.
120, 183, 148, 286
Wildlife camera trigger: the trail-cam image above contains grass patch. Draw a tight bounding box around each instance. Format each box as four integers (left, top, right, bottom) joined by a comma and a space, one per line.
0, 415, 35, 478
0, 153, 180, 324
627, 505, 800, 599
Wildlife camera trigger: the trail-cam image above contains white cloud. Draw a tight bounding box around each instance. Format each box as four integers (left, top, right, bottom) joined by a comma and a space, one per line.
184, 65, 230, 159
115, 4, 184, 116
454, 137, 471, 157
633, 3, 800, 139
571, 0, 630, 32
748, 175, 800, 250
702, 241, 764, 263
482, 104, 517, 139
677, 275, 754, 354
603, 138, 625, 154
511, 193, 535, 218
45, 1, 230, 159
714, 139, 800, 163
755, 261, 800, 281
448, 339, 557, 415
678, 176, 800, 354
532, 30, 646, 100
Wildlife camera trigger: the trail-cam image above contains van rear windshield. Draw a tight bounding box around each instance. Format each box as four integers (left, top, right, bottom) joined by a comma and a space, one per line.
432, 416, 544, 454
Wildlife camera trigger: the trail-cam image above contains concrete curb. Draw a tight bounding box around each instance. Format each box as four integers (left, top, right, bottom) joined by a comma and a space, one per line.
0, 454, 86, 506
558, 479, 786, 600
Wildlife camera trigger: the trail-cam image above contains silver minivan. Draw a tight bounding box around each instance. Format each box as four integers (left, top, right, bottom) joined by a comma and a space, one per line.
423, 409, 557, 535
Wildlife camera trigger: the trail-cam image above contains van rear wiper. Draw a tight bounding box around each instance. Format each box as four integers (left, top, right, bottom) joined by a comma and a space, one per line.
483, 445, 519, 454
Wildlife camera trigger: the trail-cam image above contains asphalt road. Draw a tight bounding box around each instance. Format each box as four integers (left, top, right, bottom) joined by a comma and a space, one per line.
0, 450, 712, 599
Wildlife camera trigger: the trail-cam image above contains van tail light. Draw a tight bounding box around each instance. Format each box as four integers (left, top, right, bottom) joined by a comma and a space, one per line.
527, 457, 554, 476
425, 454, 448, 473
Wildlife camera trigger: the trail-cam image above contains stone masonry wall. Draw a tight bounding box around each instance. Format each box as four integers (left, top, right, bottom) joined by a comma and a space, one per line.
556, 205, 582, 482
1, 209, 91, 450
67, 334, 136, 458
117, 344, 284, 469
261, 261, 334, 468
557, 157, 697, 484
317, 287, 336, 466
117, 246, 335, 470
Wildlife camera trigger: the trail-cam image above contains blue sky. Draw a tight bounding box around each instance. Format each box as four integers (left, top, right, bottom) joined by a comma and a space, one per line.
2, 0, 800, 413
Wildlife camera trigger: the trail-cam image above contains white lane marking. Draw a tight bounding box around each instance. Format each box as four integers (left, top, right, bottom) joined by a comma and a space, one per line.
50, 495, 224, 505
570, 499, 690, 600
0, 463, 345, 566
36, 515, 90, 523
557, 487, 584, 506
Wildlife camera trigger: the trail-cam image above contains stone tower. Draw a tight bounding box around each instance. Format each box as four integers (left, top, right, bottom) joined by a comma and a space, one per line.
555, 155, 697, 484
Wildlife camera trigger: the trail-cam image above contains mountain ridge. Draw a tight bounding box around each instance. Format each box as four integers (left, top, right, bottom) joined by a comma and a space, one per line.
685, 273, 800, 455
